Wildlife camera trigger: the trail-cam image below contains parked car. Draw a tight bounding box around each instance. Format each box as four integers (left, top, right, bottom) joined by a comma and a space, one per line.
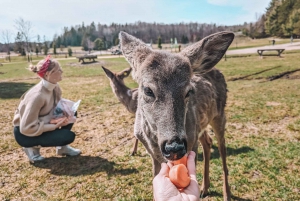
111, 49, 122, 55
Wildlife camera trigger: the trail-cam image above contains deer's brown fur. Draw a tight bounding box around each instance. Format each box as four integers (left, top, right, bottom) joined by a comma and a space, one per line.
119, 31, 234, 200
102, 66, 139, 155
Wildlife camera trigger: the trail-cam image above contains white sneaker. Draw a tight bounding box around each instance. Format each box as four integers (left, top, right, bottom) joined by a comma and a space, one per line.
56, 145, 81, 156
23, 147, 45, 163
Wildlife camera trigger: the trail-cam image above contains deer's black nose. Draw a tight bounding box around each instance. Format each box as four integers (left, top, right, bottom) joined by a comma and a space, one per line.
162, 137, 187, 160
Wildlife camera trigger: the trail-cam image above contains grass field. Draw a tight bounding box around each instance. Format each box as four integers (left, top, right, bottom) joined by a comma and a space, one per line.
0, 50, 300, 200
1, 36, 299, 64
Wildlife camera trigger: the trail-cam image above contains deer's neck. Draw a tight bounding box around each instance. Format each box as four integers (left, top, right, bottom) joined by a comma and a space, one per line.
111, 80, 130, 99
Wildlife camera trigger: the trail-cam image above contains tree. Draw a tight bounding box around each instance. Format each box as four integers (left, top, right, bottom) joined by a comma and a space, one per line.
94, 38, 104, 50
87, 39, 94, 53
158, 36, 162, 49
181, 35, 189, 44
60, 45, 65, 53
14, 17, 33, 62
43, 42, 49, 55
42, 35, 48, 55
68, 47, 73, 56
114, 38, 120, 46
1, 30, 13, 62
53, 42, 57, 55
56, 36, 62, 48
35, 45, 39, 56
36, 35, 41, 55
81, 34, 89, 51
263, 0, 300, 37
21, 48, 26, 56
14, 32, 23, 55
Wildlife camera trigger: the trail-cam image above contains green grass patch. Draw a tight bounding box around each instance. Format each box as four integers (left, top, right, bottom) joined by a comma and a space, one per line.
0, 54, 299, 200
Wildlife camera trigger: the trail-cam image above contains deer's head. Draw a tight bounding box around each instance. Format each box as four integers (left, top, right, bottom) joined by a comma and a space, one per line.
119, 31, 234, 161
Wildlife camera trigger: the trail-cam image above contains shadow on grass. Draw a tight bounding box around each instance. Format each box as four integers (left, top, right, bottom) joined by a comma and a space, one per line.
0, 82, 35, 99
203, 191, 252, 201
198, 145, 254, 161
32, 155, 138, 176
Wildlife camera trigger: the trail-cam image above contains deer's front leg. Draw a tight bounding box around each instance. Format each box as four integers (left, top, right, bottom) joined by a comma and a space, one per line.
199, 131, 212, 197
152, 157, 162, 176
217, 136, 231, 201
130, 138, 139, 156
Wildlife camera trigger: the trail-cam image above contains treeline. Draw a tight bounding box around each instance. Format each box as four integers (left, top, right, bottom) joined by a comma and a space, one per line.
52, 21, 245, 51
243, 0, 300, 38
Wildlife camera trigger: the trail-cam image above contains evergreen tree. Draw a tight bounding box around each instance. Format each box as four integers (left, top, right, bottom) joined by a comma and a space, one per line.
14, 32, 23, 54
56, 36, 62, 47
68, 47, 73, 56
158, 36, 162, 49
181, 35, 189, 44
21, 48, 26, 56
53, 42, 57, 55
94, 38, 104, 50
35, 46, 39, 56
114, 38, 120, 46
43, 42, 48, 55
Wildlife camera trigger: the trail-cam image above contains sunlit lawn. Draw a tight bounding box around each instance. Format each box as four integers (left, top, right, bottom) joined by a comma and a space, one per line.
0, 51, 299, 200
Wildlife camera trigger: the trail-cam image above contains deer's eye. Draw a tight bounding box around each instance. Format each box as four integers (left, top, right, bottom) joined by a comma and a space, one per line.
185, 90, 193, 98
144, 87, 154, 97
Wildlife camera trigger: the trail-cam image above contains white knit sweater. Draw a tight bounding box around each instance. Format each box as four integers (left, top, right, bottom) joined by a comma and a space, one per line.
13, 79, 62, 136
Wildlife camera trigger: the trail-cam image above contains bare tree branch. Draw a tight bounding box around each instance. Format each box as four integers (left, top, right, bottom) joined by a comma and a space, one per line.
1, 30, 13, 61
14, 17, 33, 61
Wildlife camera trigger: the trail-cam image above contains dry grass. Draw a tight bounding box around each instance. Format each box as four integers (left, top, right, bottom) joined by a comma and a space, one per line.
0, 52, 300, 200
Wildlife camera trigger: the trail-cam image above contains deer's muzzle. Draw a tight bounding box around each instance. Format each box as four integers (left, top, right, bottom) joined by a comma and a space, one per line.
162, 137, 187, 161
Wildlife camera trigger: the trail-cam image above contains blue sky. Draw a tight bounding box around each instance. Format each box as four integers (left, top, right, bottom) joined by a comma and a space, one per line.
0, 0, 271, 42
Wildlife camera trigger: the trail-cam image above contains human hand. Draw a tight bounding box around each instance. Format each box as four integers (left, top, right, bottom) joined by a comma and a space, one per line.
51, 117, 68, 128
50, 117, 65, 124
60, 117, 70, 126
153, 151, 200, 201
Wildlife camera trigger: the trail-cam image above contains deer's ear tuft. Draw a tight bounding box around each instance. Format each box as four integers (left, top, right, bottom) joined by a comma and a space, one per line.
102, 66, 114, 80
119, 31, 152, 81
180, 32, 234, 74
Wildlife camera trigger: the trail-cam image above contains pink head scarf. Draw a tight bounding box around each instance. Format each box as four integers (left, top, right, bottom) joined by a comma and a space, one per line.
37, 55, 51, 78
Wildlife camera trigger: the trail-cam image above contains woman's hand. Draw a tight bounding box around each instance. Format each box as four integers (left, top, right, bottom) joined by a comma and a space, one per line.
153, 151, 200, 201
50, 116, 66, 124
51, 117, 68, 128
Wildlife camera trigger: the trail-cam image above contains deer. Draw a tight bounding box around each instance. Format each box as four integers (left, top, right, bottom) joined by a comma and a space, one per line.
119, 31, 234, 201
101, 66, 139, 156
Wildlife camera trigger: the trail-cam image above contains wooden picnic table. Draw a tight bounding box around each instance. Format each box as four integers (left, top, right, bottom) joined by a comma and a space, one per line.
76, 55, 97, 63
257, 49, 285, 58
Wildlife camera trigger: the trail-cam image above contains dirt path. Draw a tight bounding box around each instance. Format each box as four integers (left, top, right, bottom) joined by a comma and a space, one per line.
227, 42, 300, 55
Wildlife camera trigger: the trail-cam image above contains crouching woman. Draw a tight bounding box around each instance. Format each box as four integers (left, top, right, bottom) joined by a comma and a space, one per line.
13, 55, 81, 163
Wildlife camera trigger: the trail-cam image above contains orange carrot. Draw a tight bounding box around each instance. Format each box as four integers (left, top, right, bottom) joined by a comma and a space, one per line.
169, 155, 191, 189
173, 154, 188, 166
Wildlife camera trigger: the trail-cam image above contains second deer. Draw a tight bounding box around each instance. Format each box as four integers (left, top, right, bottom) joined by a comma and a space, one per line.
102, 66, 139, 155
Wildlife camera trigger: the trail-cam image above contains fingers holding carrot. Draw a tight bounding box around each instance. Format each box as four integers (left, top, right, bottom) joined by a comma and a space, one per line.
169, 154, 191, 189
186, 151, 197, 181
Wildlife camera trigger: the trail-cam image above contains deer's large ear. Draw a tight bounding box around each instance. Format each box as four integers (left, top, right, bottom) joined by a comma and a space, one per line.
180, 32, 234, 74
102, 66, 114, 80
119, 31, 152, 81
